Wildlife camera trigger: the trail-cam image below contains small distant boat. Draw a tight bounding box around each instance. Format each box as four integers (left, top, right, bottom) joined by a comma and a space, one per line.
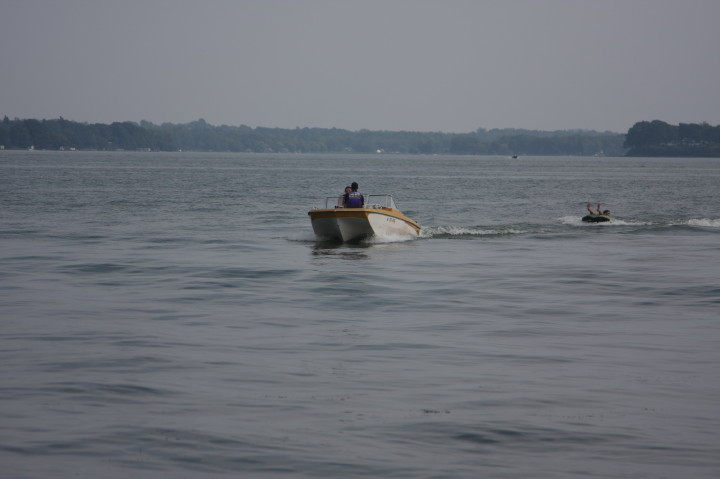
308, 194, 421, 242
582, 214, 612, 223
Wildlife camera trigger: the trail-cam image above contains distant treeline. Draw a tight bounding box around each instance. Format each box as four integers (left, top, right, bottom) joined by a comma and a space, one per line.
0, 116, 626, 156
624, 120, 720, 157
5, 116, 718, 157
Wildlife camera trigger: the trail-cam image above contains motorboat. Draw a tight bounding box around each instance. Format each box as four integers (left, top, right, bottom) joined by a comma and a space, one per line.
308, 194, 421, 242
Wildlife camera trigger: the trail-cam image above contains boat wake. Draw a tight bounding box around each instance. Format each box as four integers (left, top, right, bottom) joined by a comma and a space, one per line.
418, 217, 720, 241
368, 232, 419, 243
686, 218, 720, 228
420, 225, 528, 239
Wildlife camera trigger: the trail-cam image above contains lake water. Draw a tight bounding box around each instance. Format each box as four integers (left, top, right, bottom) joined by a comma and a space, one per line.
1, 151, 719, 478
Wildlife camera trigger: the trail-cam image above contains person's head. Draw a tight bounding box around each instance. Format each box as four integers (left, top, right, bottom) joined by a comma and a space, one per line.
344, 186, 352, 193
351, 182, 359, 191
602, 210, 610, 215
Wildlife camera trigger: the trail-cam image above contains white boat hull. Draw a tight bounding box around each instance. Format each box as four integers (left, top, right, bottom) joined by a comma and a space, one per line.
308, 207, 420, 242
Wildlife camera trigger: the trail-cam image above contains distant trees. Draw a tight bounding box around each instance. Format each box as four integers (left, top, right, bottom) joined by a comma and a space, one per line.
624, 120, 678, 149
0, 117, 174, 151
0, 115, 629, 155
624, 120, 720, 156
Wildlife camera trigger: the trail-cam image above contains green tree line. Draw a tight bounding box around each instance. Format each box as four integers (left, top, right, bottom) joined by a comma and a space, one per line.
624, 120, 720, 156
1, 115, 628, 155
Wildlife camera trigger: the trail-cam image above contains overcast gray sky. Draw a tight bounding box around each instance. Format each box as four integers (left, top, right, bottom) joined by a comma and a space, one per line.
2, 0, 719, 133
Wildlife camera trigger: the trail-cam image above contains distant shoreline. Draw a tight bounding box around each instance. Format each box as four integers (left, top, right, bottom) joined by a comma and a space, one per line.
2, 117, 719, 157
0, 117, 626, 156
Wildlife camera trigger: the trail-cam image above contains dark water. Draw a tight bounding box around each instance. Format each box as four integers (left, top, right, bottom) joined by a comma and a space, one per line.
1, 151, 719, 478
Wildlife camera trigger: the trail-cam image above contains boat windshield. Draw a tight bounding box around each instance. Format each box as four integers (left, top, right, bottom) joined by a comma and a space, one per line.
321, 194, 398, 209
365, 195, 397, 209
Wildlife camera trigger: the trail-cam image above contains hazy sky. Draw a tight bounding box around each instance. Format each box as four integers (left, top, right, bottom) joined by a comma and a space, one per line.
2, 0, 719, 133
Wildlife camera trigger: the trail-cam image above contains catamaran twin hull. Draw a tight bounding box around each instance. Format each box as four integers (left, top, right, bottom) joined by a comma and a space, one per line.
308, 195, 421, 242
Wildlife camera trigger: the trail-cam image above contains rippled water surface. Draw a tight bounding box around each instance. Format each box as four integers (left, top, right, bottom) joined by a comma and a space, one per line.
1, 151, 719, 478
